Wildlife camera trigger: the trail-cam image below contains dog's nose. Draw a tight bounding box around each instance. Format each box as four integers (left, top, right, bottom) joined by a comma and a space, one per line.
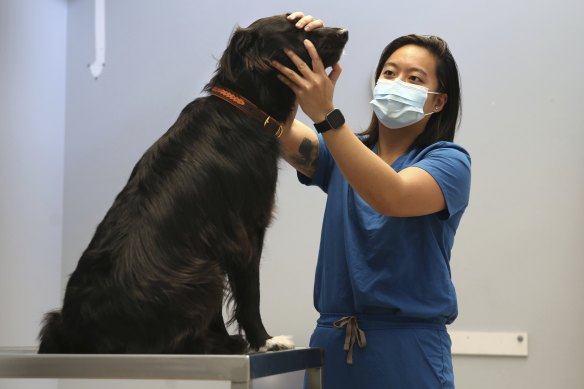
337, 29, 349, 43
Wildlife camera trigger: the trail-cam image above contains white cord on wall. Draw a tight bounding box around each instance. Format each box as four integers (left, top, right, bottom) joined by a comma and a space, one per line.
88, 0, 105, 79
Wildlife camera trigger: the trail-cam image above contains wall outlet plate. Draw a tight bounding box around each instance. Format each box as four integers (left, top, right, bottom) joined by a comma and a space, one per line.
448, 331, 528, 357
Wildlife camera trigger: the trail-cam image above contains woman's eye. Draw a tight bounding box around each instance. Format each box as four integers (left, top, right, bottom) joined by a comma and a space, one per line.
409, 75, 424, 84
383, 70, 395, 77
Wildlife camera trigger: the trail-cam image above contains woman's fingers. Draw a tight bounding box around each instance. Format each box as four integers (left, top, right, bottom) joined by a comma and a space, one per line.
279, 41, 326, 82
276, 73, 298, 93
329, 63, 343, 86
303, 39, 325, 74
287, 12, 324, 31
287, 11, 305, 21
303, 40, 342, 87
271, 60, 303, 93
273, 41, 337, 90
283, 47, 314, 79
301, 17, 324, 31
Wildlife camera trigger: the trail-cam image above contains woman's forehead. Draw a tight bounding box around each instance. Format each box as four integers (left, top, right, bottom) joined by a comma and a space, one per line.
385, 45, 436, 73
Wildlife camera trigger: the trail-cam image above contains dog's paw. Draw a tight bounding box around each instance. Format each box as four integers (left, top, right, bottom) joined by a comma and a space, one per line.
258, 335, 295, 352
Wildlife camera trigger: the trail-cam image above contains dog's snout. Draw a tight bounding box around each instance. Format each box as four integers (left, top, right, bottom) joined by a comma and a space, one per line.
337, 29, 349, 42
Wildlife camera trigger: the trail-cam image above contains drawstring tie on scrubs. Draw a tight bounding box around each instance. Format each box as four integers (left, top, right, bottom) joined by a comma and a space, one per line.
333, 316, 367, 364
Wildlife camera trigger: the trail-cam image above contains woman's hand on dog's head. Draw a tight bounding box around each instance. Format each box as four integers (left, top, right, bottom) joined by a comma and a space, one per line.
272, 39, 341, 124
287, 12, 324, 31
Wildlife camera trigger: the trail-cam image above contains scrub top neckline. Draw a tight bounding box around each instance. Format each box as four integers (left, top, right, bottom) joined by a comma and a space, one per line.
372, 143, 408, 169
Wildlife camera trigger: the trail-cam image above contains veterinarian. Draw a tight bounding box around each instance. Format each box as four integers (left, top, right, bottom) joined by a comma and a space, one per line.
272, 12, 471, 389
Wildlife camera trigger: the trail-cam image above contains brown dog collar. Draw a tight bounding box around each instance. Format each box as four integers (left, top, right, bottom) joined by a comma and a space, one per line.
210, 87, 284, 138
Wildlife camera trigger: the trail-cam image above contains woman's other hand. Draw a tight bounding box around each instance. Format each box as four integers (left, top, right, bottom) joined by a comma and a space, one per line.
287, 12, 324, 31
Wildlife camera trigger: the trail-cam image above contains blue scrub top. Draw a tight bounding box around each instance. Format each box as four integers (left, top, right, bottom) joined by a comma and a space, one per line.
299, 134, 471, 324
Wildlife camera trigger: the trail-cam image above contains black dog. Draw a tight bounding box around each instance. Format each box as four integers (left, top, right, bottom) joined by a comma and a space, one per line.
38, 14, 348, 354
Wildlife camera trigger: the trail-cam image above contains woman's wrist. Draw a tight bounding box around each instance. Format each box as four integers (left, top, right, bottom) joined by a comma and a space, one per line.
310, 106, 335, 124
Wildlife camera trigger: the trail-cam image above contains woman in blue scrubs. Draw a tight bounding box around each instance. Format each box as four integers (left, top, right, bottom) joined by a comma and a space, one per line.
273, 12, 471, 389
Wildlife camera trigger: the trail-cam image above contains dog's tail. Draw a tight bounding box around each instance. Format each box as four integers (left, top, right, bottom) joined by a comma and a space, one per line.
38, 310, 67, 353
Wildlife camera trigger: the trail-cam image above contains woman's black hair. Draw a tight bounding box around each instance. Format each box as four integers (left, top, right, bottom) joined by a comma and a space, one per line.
360, 34, 462, 150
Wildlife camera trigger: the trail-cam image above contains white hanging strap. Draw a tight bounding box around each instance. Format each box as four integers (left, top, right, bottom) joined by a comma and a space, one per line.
89, 0, 106, 79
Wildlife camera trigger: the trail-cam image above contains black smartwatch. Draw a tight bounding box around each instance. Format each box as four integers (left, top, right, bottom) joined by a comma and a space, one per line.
314, 109, 345, 133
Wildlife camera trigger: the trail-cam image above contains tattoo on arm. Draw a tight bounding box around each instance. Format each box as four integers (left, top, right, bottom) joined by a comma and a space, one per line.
290, 137, 319, 177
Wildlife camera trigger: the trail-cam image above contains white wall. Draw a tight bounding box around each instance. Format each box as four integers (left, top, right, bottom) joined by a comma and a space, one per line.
2, 0, 583, 388
0, 0, 66, 388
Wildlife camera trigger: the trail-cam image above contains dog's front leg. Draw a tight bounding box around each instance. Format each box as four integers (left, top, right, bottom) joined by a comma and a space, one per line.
229, 261, 294, 352
231, 265, 270, 350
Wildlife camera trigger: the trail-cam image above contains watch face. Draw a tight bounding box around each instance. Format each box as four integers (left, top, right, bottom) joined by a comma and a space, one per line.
315, 109, 345, 133
327, 109, 345, 129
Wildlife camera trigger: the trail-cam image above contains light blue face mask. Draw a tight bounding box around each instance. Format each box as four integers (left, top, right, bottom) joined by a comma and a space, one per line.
369, 78, 440, 129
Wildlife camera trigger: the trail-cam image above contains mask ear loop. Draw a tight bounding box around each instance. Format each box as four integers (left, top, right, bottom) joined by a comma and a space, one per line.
426, 91, 443, 115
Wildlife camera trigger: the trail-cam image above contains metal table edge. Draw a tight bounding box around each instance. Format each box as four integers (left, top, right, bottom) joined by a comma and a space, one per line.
0, 347, 323, 382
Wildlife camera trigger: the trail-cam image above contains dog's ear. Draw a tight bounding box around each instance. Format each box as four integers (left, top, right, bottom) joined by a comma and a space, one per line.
224, 27, 272, 75
230, 26, 254, 53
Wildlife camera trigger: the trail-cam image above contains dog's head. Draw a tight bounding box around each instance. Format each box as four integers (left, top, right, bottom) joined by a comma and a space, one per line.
206, 14, 348, 122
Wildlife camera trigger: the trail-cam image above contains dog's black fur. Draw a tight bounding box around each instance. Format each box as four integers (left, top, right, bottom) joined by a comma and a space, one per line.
38, 14, 348, 354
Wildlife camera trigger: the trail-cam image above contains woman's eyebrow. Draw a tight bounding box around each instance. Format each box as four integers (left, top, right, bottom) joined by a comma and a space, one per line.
409, 67, 428, 76
384, 61, 428, 76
